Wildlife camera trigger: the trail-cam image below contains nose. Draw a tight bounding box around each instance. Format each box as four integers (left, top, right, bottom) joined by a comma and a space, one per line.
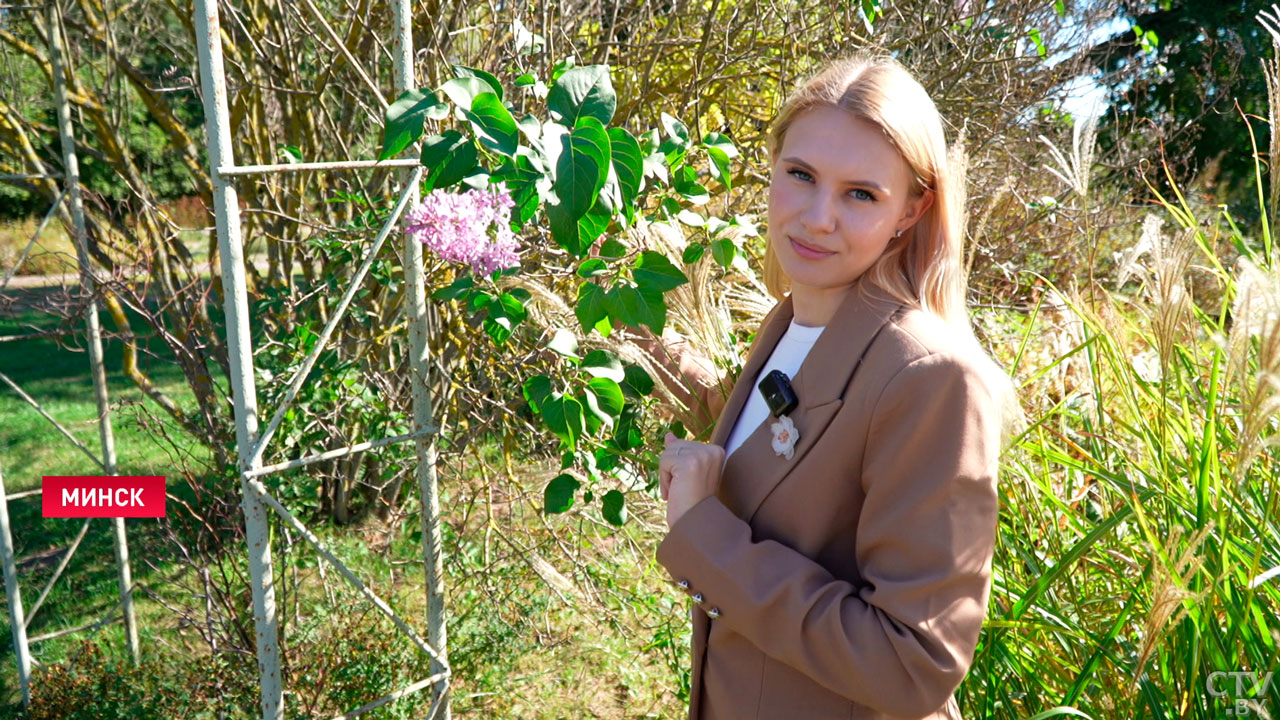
800, 193, 837, 235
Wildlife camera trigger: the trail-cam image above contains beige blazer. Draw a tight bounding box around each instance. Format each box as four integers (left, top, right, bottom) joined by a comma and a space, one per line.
655, 278, 1004, 720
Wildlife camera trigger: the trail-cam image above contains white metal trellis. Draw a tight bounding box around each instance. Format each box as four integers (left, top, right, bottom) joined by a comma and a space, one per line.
0, 0, 142, 709
193, 0, 452, 717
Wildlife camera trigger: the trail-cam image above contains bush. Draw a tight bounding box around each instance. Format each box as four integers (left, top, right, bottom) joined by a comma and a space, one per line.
24, 640, 256, 720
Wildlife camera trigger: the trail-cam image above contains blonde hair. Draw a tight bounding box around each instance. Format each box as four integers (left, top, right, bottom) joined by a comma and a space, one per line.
764, 54, 969, 328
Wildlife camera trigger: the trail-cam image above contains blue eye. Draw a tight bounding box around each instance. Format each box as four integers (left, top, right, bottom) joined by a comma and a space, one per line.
787, 169, 876, 201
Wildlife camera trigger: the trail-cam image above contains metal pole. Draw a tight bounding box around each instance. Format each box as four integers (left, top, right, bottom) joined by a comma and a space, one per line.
46, 0, 139, 666
0, 459, 31, 708
217, 158, 419, 177
193, 0, 283, 716
243, 426, 436, 479
0, 186, 66, 293
392, 3, 450, 717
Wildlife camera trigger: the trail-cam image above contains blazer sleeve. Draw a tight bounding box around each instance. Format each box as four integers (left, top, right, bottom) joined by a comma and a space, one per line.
655, 351, 1002, 718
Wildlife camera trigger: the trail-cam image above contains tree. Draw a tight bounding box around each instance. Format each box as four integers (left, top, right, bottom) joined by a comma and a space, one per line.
1085, 1, 1273, 217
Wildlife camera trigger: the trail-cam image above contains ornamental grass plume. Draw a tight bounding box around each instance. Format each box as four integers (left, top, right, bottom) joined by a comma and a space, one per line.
403, 186, 520, 276
1227, 257, 1280, 475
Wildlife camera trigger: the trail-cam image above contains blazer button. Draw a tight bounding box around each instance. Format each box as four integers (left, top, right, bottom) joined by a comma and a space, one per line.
707, 607, 721, 619
691, 592, 704, 604
676, 579, 690, 590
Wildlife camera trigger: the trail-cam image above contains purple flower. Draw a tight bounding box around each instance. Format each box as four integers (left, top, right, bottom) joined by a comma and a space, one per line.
403, 185, 521, 276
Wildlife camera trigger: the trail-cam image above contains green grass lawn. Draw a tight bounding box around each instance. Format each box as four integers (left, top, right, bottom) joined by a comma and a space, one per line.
0, 289, 215, 709
0, 290, 211, 489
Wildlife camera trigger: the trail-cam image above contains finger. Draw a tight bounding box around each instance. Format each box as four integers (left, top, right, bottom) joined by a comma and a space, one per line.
660, 468, 672, 501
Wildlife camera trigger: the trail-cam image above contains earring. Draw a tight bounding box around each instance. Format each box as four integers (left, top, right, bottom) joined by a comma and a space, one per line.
894, 229, 903, 238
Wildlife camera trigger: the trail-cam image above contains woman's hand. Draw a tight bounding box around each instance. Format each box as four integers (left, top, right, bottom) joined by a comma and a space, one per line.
659, 432, 726, 529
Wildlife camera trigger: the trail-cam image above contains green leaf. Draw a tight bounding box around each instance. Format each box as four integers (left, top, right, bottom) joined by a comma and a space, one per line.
515, 73, 537, 87
496, 292, 528, 323
659, 137, 687, 169
553, 117, 611, 219
633, 250, 689, 292
576, 282, 608, 334
511, 18, 545, 56
581, 387, 612, 432
594, 445, 619, 472
582, 349, 625, 381
380, 89, 447, 160
577, 197, 612, 249
430, 274, 474, 301
470, 290, 495, 311
543, 394, 586, 450
682, 242, 706, 264
551, 56, 576, 81
677, 209, 706, 227
601, 489, 627, 526
495, 154, 543, 227
860, 0, 882, 31
673, 166, 709, 205
544, 473, 580, 514
452, 64, 503, 100
440, 76, 492, 111
586, 377, 625, 417
661, 112, 690, 143
638, 284, 668, 335
711, 238, 738, 269
463, 93, 520, 157
702, 132, 738, 191
1027, 28, 1047, 58
612, 403, 643, 449
483, 315, 513, 345
604, 283, 667, 334
623, 365, 654, 396
547, 65, 617, 127
576, 258, 609, 278
523, 374, 553, 412
732, 214, 760, 236
607, 127, 644, 213
547, 201, 584, 256
599, 237, 627, 260
604, 284, 652, 331
516, 114, 542, 146
420, 131, 478, 191
547, 328, 580, 359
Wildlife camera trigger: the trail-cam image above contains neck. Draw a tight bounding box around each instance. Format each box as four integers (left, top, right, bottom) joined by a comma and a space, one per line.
789, 282, 855, 327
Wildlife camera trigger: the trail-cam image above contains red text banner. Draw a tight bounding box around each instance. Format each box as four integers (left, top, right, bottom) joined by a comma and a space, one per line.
41, 476, 166, 518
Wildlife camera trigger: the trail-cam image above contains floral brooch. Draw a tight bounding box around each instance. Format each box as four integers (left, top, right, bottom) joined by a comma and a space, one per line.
770, 414, 799, 460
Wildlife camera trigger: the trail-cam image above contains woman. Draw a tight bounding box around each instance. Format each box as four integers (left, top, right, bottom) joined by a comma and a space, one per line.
652, 55, 1010, 719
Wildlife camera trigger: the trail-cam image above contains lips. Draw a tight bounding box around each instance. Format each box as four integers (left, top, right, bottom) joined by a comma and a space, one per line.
789, 236, 834, 258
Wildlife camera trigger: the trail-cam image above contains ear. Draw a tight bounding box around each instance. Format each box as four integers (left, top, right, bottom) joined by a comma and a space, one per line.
897, 188, 935, 234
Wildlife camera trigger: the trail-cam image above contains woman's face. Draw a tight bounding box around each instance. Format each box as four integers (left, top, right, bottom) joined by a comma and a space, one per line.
767, 106, 932, 299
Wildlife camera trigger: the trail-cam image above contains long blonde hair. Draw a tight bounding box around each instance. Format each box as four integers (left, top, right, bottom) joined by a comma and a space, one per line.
764, 54, 969, 328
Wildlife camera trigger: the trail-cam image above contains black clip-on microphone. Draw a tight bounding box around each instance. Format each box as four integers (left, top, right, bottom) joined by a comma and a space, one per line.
757, 369, 799, 417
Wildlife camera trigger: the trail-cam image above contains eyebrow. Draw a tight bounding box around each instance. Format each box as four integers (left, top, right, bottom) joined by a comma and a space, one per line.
782, 157, 890, 195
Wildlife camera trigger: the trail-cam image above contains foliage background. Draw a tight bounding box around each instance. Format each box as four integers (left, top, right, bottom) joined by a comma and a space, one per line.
2, 0, 1280, 718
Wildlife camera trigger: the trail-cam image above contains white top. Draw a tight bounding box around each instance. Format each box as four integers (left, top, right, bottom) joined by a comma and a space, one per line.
723, 319, 825, 466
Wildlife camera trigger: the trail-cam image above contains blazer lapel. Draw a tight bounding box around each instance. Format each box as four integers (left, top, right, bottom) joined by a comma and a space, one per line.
715, 279, 903, 524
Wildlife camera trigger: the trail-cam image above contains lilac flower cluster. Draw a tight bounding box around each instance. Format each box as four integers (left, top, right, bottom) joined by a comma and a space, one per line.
403, 186, 521, 277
